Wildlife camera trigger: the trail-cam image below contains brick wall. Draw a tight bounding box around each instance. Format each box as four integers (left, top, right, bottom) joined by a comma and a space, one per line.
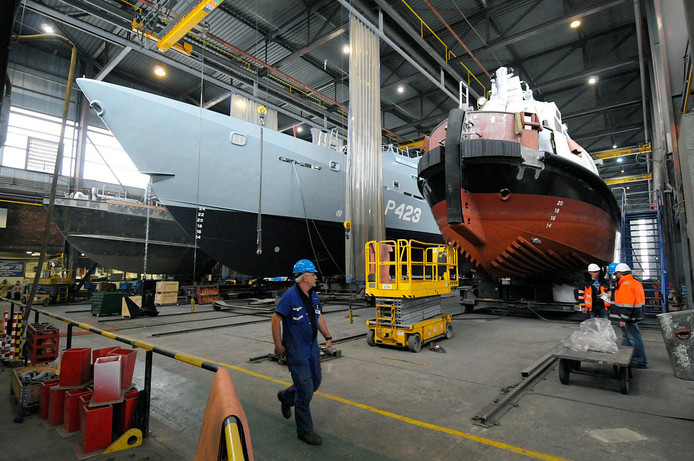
0, 202, 64, 252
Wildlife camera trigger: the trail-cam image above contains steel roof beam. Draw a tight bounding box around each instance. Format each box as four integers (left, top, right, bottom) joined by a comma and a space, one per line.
372, 0, 480, 100
472, 0, 629, 55
563, 99, 642, 120
94, 46, 130, 81
339, 0, 460, 104
533, 58, 639, 91
572, 124, 643, 141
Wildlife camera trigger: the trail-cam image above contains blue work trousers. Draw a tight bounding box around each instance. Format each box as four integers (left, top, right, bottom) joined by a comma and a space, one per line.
621, 321, 647, 365
280, 357, 322, 436
589, 308, 609, 319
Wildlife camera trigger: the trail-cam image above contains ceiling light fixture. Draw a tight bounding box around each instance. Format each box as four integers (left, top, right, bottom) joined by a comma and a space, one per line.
612, 144, 618, 149
343, 44, 350, 54
41, 24, 54, 33
617, 158, 623, 163
588, 76, 598, 85
397, 85, 405, 93
297, 126, 303, 133
153, 66, 166, 77
570, 19, 582, 29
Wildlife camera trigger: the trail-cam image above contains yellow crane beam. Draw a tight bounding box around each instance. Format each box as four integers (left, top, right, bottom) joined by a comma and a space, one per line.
604, 173, 652, 185
157, 0, 224, 53
131, 20, 193, 55
592, 143, 651, 160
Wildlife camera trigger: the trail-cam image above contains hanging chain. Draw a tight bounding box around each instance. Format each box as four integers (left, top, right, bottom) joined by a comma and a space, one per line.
143, 179, 151, 279
256, 105, 267, 255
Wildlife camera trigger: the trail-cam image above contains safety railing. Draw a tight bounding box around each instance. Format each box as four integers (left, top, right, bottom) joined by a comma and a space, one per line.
400, 0, 486, 97
0, 298, 252, 460
365, 239, 459, 298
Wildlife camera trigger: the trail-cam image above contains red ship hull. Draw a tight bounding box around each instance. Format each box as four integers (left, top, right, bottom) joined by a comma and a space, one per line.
430, 192, 616, 278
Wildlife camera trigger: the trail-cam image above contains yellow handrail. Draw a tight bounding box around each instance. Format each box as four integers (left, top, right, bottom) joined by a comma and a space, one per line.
365, 239, 458, 298
401, 0, 486, 97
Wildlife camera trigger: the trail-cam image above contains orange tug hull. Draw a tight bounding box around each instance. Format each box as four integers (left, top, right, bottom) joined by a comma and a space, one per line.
431, 192, 616, 278
418, 108, 621, 279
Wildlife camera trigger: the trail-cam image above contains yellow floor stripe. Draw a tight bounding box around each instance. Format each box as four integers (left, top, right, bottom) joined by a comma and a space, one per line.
381, 356, 428, 366
209, 359, 568, 460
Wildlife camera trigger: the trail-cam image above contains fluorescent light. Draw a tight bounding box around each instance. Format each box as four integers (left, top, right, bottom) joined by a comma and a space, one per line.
41, 24, 54, 33
153, 66, 166, 77
570, 19, 582, 29
397, 85, 405, 93
588, 76, 598, 85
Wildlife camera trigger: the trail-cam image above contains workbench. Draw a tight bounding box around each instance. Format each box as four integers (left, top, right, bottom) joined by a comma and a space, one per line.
552, 345, 635, 394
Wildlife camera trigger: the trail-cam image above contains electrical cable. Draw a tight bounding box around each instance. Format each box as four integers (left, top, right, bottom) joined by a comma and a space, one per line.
290, 162, 345, 276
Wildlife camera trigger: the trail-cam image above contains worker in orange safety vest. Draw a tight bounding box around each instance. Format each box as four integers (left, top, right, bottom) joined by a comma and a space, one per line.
609, 263, 647, 368
578, 263, 610, 319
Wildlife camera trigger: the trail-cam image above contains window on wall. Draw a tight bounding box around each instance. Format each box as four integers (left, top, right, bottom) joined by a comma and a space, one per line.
1, 107, 75, 173
1, 107, 149, 188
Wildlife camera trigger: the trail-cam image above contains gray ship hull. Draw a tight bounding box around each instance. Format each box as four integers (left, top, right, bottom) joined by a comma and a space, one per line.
76, 79, 441, 276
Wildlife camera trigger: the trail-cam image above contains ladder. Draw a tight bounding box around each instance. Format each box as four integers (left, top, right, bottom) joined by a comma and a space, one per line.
620, 195, 668, 318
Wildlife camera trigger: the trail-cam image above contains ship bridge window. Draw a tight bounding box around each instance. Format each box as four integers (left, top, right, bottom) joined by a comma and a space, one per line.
393, 181, 400, 189
229, 132, 246, 146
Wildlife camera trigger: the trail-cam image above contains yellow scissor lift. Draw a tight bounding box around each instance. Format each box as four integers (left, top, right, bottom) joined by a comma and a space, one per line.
365, 239, 459, 352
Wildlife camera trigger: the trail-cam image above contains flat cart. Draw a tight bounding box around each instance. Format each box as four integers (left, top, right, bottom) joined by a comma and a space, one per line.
552, 345, 635, 394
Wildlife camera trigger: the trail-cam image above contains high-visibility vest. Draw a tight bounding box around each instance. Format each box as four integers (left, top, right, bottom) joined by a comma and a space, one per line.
610, 274, 645, 322
579, 282, 611, 311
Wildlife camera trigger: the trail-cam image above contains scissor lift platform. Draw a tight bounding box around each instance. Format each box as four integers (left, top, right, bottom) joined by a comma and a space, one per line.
365, 239, 458, 352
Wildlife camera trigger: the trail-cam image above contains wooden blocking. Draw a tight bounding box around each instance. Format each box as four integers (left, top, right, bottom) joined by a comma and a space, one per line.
60, 348, 92, 387
93, 356, 122, 404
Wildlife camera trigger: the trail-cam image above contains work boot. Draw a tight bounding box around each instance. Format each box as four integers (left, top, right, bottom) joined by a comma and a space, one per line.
297, 432, 322, 445
277, 391, 291, 419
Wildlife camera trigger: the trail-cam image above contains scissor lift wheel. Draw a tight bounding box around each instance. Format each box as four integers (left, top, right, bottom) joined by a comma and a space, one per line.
407, 333, 421, 352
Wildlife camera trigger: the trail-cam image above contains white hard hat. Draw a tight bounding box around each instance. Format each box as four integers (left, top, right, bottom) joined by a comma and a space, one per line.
615, 263, 631, 273
587, 263, 600, 272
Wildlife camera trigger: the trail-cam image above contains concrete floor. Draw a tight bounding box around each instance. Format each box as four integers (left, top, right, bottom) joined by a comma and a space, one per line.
2, 295, 693, 460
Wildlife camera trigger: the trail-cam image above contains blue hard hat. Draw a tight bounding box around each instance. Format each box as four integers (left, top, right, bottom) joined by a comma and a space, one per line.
293, 259, 317, 274
608, 262, 618, 275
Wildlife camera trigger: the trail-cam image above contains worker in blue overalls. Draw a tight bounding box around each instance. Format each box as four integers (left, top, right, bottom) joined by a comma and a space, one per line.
272, 259, 333, 446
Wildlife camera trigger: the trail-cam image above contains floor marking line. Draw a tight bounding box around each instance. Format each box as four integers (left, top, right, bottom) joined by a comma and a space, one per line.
211, 359, 569, 460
